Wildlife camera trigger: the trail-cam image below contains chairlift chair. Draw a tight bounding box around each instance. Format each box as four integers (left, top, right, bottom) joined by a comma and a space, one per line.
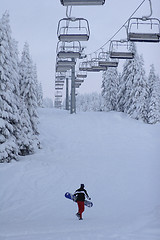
55, 95, 63, 98
54, 99, 62, 103
60, 0, 105, 6
99, 61, 118, 67
127, 17, 160, 43
56, 72, 66, 78
57, 18, 90, 42
55, 87, 63, 90
56, 65, 71, 72
55, 82, 64, 86
98, 52, 119, 67
75, 83, 81, 88
109, 40, 134, 59
90, 58, 108, 71
55, 84, 64, 87
56, 59, 76, 67
76, 71, 87, 78
57, 41, 84, 59
75, 78, 84, 83
79, 61, 93, 71
79, 59, 106, 72
56, 75, 66, 80
54, 100, 62, 104
55, 80, 65, 84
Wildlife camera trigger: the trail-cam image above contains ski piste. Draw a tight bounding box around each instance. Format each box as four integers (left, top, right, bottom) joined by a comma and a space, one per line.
65, 192, 93, 207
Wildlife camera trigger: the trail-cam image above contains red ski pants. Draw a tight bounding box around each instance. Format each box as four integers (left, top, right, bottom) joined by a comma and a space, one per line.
77, 201, 85, 218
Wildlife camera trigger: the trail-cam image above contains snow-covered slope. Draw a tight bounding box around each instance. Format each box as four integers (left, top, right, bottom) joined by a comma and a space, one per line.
0, 108, 160, 240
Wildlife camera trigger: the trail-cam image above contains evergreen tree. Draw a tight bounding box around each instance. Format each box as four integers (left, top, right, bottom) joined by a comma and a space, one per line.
126, 54, 148, 122
37, 82, 44, 107
118, 43, 137, 113
76, 93, 103, 112
119, 43, 148, 122
147, 65, 160, 124
19, 42, 39, 150
33, 64, 43, 108
18, 97, 35, 155
0, 12, 19, 162
101, 67, 119, 111
116, 73, 122, 112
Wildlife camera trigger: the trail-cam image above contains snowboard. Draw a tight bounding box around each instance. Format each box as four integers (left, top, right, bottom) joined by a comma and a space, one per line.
65, 192, 93, 208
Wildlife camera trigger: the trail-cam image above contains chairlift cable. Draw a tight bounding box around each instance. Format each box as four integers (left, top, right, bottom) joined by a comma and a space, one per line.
86, 0, 147, 56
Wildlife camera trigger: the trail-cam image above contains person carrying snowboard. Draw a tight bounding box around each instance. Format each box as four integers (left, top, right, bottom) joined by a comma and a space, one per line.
74, 184, 91, 220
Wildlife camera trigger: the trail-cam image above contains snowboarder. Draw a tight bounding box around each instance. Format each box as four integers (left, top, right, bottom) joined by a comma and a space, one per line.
74, 184, 91, 220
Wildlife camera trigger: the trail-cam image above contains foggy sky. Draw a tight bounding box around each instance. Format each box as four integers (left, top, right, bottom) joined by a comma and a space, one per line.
0, 0, 160, 99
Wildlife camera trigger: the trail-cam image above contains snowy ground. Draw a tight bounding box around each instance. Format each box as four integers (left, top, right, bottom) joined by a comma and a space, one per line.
0, 108, 160, 240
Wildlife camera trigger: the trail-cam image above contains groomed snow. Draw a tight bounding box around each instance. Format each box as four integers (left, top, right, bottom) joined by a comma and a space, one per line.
0, 108, 160, 240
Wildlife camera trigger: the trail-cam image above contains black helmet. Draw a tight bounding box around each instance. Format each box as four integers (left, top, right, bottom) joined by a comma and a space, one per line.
80, 184, 84, 189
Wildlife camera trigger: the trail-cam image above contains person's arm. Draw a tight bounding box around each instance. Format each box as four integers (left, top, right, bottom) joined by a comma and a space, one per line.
84, 189, 91, 200
73, 189, 78, 196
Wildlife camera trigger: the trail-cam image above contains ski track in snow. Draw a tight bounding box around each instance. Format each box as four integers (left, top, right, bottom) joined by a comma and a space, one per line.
0, 108, 160, 240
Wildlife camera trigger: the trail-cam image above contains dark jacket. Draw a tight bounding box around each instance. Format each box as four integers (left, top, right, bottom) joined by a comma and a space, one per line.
74, 187, 90, 202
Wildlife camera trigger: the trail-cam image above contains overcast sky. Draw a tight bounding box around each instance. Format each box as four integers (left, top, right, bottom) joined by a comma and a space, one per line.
1, 0, 160, 99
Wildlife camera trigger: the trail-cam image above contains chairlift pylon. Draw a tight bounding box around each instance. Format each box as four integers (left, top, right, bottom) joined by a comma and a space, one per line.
127, 17, 160, 43
60, 0, 105, 6
109, 40, 134, 59
57, 18, 90, 42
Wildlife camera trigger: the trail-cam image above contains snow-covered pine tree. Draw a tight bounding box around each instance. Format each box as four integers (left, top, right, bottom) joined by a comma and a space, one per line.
33, 64, 43, 107
37, 82, 43, 107
18, 97, 35, 155
117, 67, 128, 113
147, 65, 160, 124
19, 42, 39, 150
76, 93, 103, 112
126, 54, 148, 122
88, 92, 103, 111
76, 94, 85, 111
15, 44, 35, 156
11, 36, 38, 157
33, 64, 43, 108
101, 67, 119, 111
118, 43, 137, 113
119, 43, 148, 122
156, 74, 160, 117
116, 73, 122, 112
0, 12, 19, 162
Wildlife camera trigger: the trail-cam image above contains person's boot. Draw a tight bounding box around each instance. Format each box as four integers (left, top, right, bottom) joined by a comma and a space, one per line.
76, 213, 80, 218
